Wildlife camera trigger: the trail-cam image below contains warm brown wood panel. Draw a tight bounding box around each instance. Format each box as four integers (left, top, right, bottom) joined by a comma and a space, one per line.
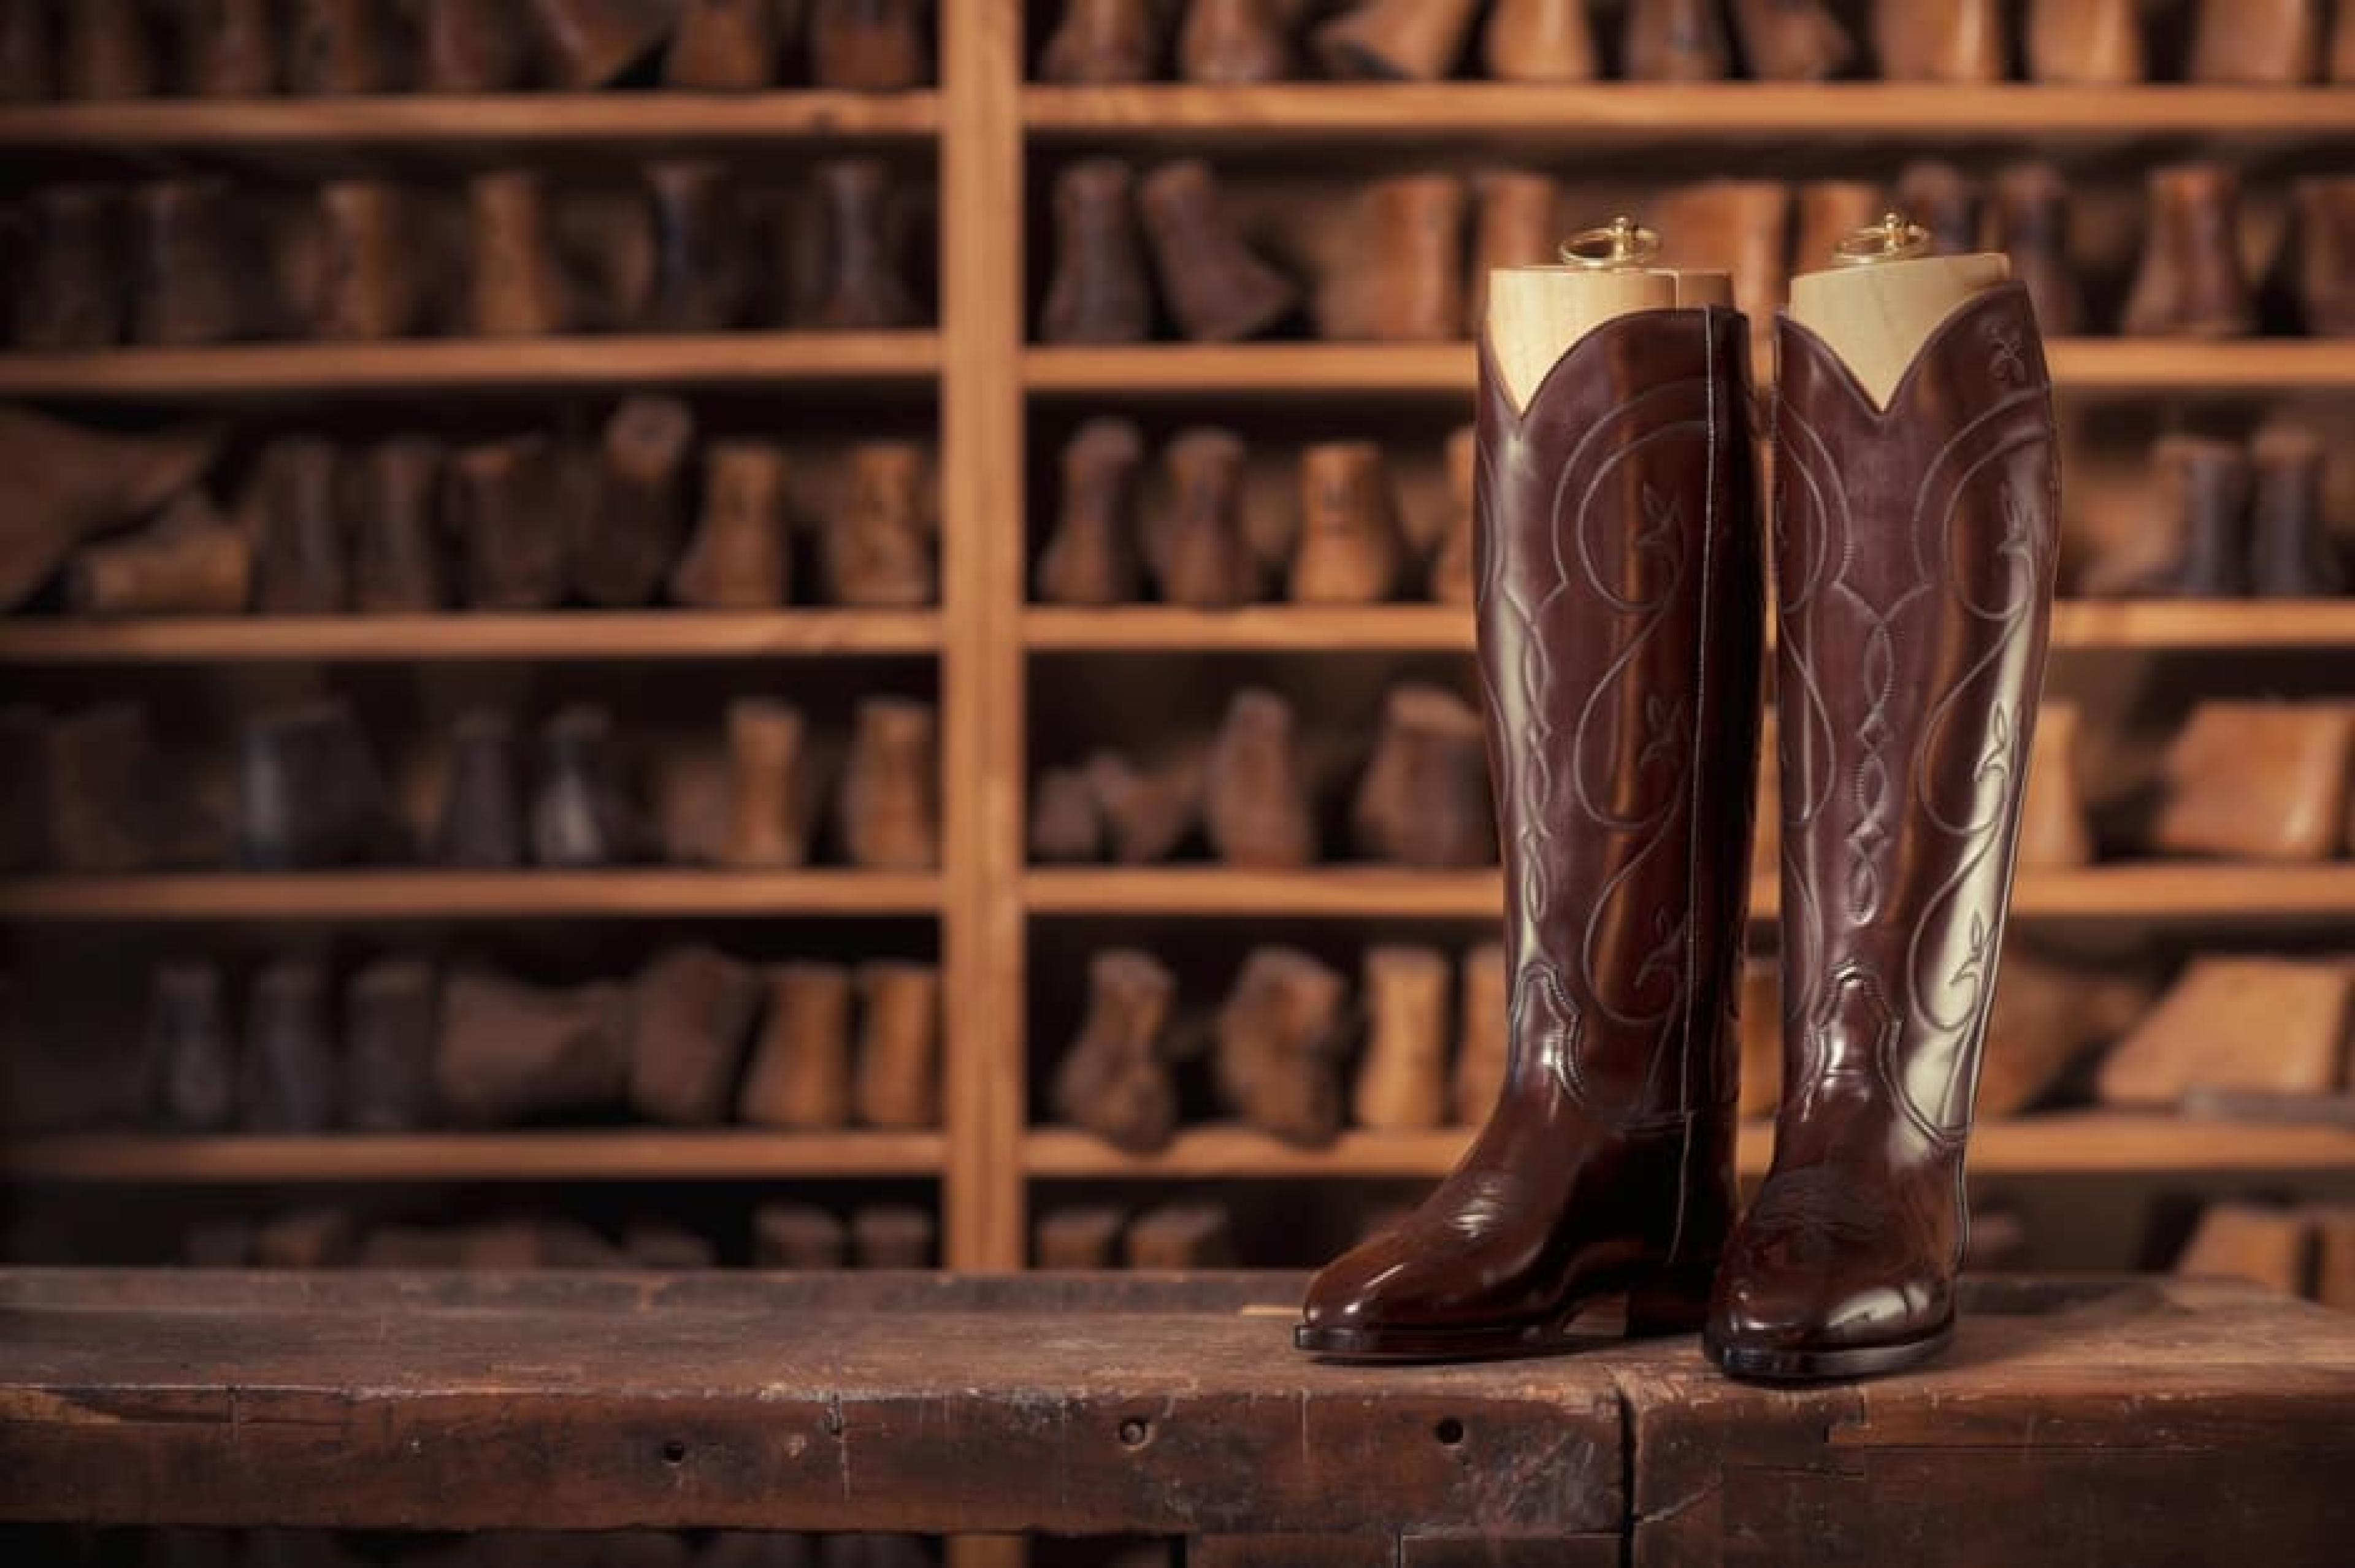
0, 870, 942, 920
1, 1131, 947, 1182
0, 612, 944, 664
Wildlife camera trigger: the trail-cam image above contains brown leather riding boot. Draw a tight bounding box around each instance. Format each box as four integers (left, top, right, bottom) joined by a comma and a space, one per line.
1706, 277, 2059, 1382
1298, 292, 1761, 1360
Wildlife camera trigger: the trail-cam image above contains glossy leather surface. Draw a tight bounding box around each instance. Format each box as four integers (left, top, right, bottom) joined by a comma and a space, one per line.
1300, 306, 1762, 1348
1709, 281, 2059, 1371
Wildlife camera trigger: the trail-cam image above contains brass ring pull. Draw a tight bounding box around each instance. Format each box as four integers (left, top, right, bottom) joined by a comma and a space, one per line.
1561, 215, 1661, 270
1833, 212, 1931, 267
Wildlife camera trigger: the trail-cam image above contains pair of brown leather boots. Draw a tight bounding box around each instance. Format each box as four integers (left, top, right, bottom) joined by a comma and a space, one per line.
1295, 232, 2061, 1381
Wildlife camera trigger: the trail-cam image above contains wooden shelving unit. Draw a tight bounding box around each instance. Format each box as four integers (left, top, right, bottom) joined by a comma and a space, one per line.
0, 611, 943, 664
2, 1131, 946, 1183
0, 871, 942, 922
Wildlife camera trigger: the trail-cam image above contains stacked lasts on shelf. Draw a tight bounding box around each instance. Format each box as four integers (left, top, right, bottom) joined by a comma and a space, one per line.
0, 0, 934, 98
0, 403, 938, 621
1, 692, 940, 874
1038, 0, 2355, 86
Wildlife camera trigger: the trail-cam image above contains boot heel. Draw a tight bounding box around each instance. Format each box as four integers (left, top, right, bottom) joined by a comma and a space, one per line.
1625, 1264, 1714, 1338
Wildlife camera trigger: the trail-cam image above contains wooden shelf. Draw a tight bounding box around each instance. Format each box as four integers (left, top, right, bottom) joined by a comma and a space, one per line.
1026, 865, 2355, 923
1024, 83, 2355, 146
0, 611, 943, 665
1026, 1114, 2355, 1180
0, 91, 941, 153
1025, 340, 2355, 398
1025, 601, 2355, 654
1, 1130, 945, 1183
0, 332, 940, 400
0, 871, 942, 922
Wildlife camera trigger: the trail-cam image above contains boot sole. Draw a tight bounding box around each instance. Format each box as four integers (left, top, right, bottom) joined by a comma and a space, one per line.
1295, 1266, 1710, 1364
1702, 1317, 1955, 1383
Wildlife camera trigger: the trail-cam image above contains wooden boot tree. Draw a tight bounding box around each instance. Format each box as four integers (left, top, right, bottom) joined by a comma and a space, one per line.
469, 170, 570, 337
851, 1206, 936, 1269
1352, 683, 1492, 868
752, 1203, 848, 1268
433, 709, 527, 868
665, 0, 781, 88
525, 0, 681, 90
2250, 424, 2343, 597
2288, 175, 2355, 335
1428, 424, 1477, 605
532, 704, 651, 868
2026, 0, 2143, 83
1623, 0, 1731, 80
629, 944, 760, 1125
2177, 1203, 2316, 1294
1872, 0, 2007, 81
315, 179, 423, 342
2017, 700, 2094, 869
1989, 163, 2081, 336
1087, 745, 1207, 863
287, 0, 391, 93
436, 968, 631, 1126
148, 962, 235, 1133
1290, 440, 1403, 602
725, 697, 818, 867
1977, 952, 2151, 1117
1125, 1203, 1235, 1267
1035, 1206, 1127, 1268
451, 435, 570, 610
1314, 0, 1477, 79
252, 437, 350, 614
808, 0, 931, 90
2190, 0, 2319, 83
1484, 0, 1596, 81
63, 0, 155, 99
2102, 956, 2352, 1106
1468, 171, 1560, 334
237, 698, 401, 869
13, 186, 124, 348
2154, 700, 2355, 862
1036, 416, 1146, 605
1052, 947, 1181, 1153
2078, 435, 2247, 599
738, 962, 852, 1128
129, 178, 247, 346
1204, 687, 1317, 867
803, 158, 921, 329
1216, 946, 1347, 1146
1148, 426, 1258, 605
646, 160, 751, 331
343, 957, 438, 1132
1179, 0, 1291, 82
1041, 0, 1161, 83
839, 697, 938, 869
853, 958, 941, 1128
825, 440, 936, 605
1353, 945, 1450, 1131
415, 0, 527, 91
1030, 765, 1104, 861
0, 408, 221, 610
2123, 163, 2256, 338
672, 440, 791, 608
178, 0, 277, 96
1139, 160, 1298, 342
1041, 158, 1153, 345
1315, 174, 1467, 343
240, 960, 337, 1133
575, 395, 694, 608
67, 495, 251, 618
1730, 0, 1853, 80
1794, 182, 1884, 288
45, 703, 158, 873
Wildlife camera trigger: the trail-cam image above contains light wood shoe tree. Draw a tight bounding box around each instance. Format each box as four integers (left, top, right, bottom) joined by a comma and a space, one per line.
1485, 216, 1733, 413
1788, 212, 2012, 408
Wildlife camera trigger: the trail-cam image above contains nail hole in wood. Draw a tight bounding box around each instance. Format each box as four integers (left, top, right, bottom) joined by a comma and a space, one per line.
1118, 1417, 1152, 1448
1434, 1418, 1465, 1447
661, 1440, 689, 1464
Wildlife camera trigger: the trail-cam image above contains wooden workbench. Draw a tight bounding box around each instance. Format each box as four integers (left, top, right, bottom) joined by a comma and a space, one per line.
0, 1272, 2348, 1566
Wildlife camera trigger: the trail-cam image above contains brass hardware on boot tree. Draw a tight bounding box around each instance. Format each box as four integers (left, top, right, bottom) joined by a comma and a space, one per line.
1449, 941, 1504, 1125
0, 406, 218, 607
451, 435, 570, 610
67, 495, 252, 618
1989, 163, 2080, 336
433, 709, 526, 868
1975, 953, 2151, 1117
2102, 958, 2353, 1107
533, 705, 651, 868
1872, 0, 2007, 81
1354, 945, 1450, 1133
839, 697, 938, 870
673, 440, 791, 608
148, 963, 235, 1134
802, 158, 921, 329
469, 170, 570, 337
2026, 0, 2143, 83
666, 0, 780, 88
1140, 160, 1298, 342
1315, 0, 1477, 80
1088, 746, 1206, 863
63, 0, 155, 99
526, 0, 680, 90
1041, 0, 1160, 83
1030, 765, 1103, 861
45, 703, 159, 873
2251, 424, 2342, 597
738, 962, 852, 1128
1730, 0, 1854, 80
725, 697, 818, 867
1352, 683, 1492, 868
1179, 0, 1292, 82
1428, 425, 1476, 605
312, 179, 422, 341
1053, 947, 1181, 1153
2190, 0, 2319, 83
854, 958, 940, 1128
1290, 441, 1403, 602
1036, 1206, 1127, 1269
809, 0, 930, 90
237, 698, 402, 870
753, 1203, 848, 1267
574, 395, 694, 608
177, 0, 277, 95
1149, 427, 1258, 605
852, 1206, 935, 1268
1126, 1203, 1235, 1268
1468, 171, 1560, 334
344, 958, 438, 1133
647, 160, 751, 331
435, 968, 630, 1126
130, 178, 247, 346
629, 944, 760, 1125
825, 440, 935, 606
2288, 176, 2355, 336
2017, 700, 2093, 869
288, 0, 390, 94
1217, 946, 1347, 1146
1317, 174, 1466, 343
1894, 159, 1975, 257
1038, 417, 1145, 605
2080, 434, 2249, 599
0, 0, 51, 101
1204, 687, 1315, 867
1041, 159, 1152, 345
241, 960, 337, 1133
1623, 0, 1732, 80
2154, 700, 2355, 862
1484, 0, 1596, 81
2123, 163, 2255, 338
12, 186, 123, 349
2177, 1203, 2316, 1295
252, 438, 348, 614
1794, 182, 1883, 286
415, 0, 527, 91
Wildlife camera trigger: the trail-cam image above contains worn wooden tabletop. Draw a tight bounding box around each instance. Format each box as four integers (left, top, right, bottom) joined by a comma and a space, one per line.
0, 1271, 2349, 1566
